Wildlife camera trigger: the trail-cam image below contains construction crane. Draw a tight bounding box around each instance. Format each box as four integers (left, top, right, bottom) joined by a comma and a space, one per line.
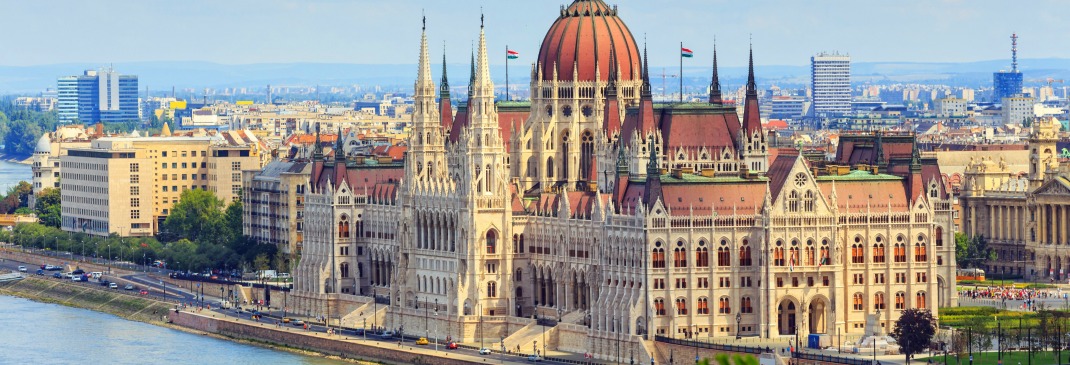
658, 68, 677, 100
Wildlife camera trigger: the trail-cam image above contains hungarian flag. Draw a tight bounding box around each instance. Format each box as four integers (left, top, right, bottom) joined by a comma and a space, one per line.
681, 47, 694, 58
817, 256, 828, 269
507, 50, 519, 60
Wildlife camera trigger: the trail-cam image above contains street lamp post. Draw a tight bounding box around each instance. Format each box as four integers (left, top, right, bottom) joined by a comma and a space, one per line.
434, 299, 439, 351
874, 307, 881, 365
736, 312, 742, 340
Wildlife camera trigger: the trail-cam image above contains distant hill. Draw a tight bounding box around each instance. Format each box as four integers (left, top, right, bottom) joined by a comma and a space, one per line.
1, 58, 1068, 94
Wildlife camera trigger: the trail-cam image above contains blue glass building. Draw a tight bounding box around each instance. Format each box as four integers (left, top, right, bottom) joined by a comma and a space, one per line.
57, 69, 139, 123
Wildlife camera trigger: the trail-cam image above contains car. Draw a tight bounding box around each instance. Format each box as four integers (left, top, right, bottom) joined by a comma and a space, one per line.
99, 280, 109, 286
109, 283, 118, 289
448, 342, 458, 350
377, 330, 395, 338
46, 265, 61, 271
18, 266, 27, 272
72, 269, 85, 275
526, 355, 543, 362
70, 276, 82, 282
139, 290, 148, 295
292, 320, 305, 326
124, 284, 134, 290
353, 328, 365, 335
479, 348, 492, 355
52, 273, 63, 279
35, 269, 44, 276
282, 318, 292, 324
415, 337, 429, 345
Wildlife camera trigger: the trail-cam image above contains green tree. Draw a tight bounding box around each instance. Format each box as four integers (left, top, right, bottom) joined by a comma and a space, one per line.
34, 187, 61, 227
4, 119, 42, 156
892, 309, 936, 364
253, 253, 270, 278
160, 189, 227, 243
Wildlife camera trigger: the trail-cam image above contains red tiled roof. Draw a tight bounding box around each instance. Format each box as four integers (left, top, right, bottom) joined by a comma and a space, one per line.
536, 0, 641, 82
660, 111, 739, 153
817, 180, 910, 213
660, 182, 766, 216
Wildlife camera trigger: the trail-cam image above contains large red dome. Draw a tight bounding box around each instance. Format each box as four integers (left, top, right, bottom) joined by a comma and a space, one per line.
536, 0, 642, 82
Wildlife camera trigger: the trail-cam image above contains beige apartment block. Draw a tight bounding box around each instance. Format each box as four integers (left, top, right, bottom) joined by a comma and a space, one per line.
61, 132, 265, 237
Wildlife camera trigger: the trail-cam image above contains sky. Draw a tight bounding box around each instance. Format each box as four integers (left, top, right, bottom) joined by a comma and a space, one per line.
1, 0, 1067, 68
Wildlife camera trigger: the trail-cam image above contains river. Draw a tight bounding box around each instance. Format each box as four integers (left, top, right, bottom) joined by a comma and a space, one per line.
0, 159, 30, 193
0, 295, 351, 365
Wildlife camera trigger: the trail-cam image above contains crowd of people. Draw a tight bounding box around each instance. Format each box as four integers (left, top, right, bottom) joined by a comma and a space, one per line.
959, 286, 1069, 311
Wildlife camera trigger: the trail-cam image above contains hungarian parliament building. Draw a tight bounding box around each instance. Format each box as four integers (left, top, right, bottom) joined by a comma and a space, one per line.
289, 1, 958, 360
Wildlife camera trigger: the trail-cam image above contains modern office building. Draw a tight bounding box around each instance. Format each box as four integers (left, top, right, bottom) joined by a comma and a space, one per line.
57, 68, 139, 124
242, 160, 312, 264
811, 52, 851, 116
59, 128, 265, 237
993, 34, 1024, 102
1002, 95, 1035, 125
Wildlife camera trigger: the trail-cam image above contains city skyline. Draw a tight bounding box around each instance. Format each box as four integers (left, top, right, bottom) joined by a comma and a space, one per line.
2, 0, 1067, 68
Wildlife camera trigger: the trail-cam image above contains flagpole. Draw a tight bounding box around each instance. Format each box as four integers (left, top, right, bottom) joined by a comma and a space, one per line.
679, 41, 684, 103
505, 45, 510, 101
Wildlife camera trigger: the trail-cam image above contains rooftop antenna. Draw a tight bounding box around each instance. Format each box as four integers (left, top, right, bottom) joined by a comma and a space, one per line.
1011, 33, 1019, 73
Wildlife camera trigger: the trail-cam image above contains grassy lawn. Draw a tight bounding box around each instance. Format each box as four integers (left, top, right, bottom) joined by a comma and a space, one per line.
918, 350, 1065, 365
939, 307, 1045, 329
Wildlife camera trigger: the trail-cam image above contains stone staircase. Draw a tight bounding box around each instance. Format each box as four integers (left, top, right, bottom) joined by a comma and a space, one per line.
339, 300, 387, 329
560, 309, 586, 325
502, 321, 554, 354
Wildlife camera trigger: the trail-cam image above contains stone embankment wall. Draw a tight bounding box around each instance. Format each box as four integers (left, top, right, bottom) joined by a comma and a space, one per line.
0, 276, 173, 324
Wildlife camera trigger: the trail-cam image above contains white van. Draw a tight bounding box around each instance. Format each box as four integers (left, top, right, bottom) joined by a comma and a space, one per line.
90, 272, 103, 279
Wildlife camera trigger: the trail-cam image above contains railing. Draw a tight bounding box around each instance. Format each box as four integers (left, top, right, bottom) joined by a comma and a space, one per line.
654, 335, 766, 354
795, 351, 872, 365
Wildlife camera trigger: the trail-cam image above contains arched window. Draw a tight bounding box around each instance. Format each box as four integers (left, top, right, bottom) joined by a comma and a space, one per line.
804, 190, 815, 212
895, 292, 906, 310
675, 298, 688, 315
874, 292, 886, 311
873, 244, 886, 263
788, 191, 800, 213
561, 130, 571, 179
935, 227, 944, 247
546, 157, 555, 179
805, 241, 815, 266
485, 230, 497, 254
475, 166, 483, 193
340, 262, 350, 278
740, 296, 753, 313
718, 297, 732, 314
894, 243, 906, 263
916, 291, 927, 308
774, 244, 785, 267
654, 298, 666, 316
527, 156, 537, 178
487, 281, 497, 298
739, 240, 752, 266
338, 214, 350, 238
853, 293, 864, 311
673, 242, 687, 267
512, 234, 519, 253
580, 130, 594, 180
652, 247, 666, 268
697, 297, 709, 314
820, 241, 830, 265
789, 241, 800, 267
915, 235, 927, 262
696, 242, 710, 267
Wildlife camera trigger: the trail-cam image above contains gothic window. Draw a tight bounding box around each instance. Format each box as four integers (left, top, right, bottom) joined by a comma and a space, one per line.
527, 157, 537, 178
562, 106, 572, 117
874, 292, 886, 310
512, 234, 519, 253
916, 291, 927, 308
739, 239, 752, 266
895, 292, 906, 310
794, 173, 807, 187
805, 240, 815, 265
652, 247, 666, 268
804, 190, 815, 212
716, 241, 729, 267
915, 236, 927, 262
340, 262, 350, 278
654, 298, 666, 316
485, 230, 498, 254
774, 241, 785, 267
820, 240, 830, 265
673, 241, 687, 267
675, 297, 688, 315
851, 244, 864, 264
873, 243, 886, 263
718, 297, 732, 314
894, 243, 906, 263
935, 227, 944, 247
546, 157, 555, 179
582, 105, 593, 117
561, 130, 571, 179
788, 191, 799, 213
741, 296, 753, 313
485, 164, 492, 192
853, 293, 864, 311
697, 297, 709, 314
338, 214, 350, 238
475, 166, 483, 193
696, 241, 710, 267
487, 281, 497, 297
580, 130, 594, 180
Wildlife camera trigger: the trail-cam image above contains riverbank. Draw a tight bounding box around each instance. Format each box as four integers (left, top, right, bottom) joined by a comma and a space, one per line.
0, 152, 32, 164
0, 275, 377, 364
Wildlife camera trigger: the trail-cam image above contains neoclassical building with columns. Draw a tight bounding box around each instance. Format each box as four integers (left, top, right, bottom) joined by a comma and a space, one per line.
961, 116, 1070, 279
287, 1, 957, 361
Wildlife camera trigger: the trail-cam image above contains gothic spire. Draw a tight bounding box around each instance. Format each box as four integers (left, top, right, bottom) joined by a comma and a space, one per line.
312, 124, 323, 161
415, 15, 434, 96
640, 40, 652, 98
746, 41, 756, 94
710, 39, 722, 104
440, 43, 450, 96
334, 126, 346, 162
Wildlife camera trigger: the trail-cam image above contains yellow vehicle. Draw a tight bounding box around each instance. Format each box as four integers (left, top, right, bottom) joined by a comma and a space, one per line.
282, 318, 292, 324
415, 337, 429, 345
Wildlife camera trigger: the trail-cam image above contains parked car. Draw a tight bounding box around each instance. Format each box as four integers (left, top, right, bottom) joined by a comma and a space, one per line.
124, 284, 135, 290
109, 283, 118, 289
282, 318, 292, 324
479, 348, 492, 355
415, 337, 429, 345
139, 290, 148, 295
448, 342, 458, 350
35, 269, 44, 276
99, 280, 110, 287
291, 320, 305, 326
18, 266, 27, 272
526, 355, 543, 362
72, 269, 85, 275
52, 272, 63, 279
46, 265, 61, 271
377, 330, 395, 338
70, 275, 82, 282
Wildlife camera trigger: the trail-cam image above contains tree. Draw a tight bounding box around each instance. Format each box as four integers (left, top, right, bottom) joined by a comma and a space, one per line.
160, 189, 227, 243
956, 233, 995, 269
34, 187, 61, 227
892, 308, 936, 364
955, 232, 969, 268
3, 119, 42, 156
253, 253, 270, 278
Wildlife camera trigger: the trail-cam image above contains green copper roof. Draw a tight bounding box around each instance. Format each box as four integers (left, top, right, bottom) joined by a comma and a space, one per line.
815, 170, 902, 182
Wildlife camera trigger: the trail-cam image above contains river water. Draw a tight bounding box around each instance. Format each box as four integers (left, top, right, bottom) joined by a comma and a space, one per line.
0, 159, 30, 193
0, 295, 350, 365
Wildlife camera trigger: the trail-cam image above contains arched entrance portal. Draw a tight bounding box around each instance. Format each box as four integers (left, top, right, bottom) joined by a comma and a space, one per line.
778, 300, 797, 335
808, 300, 827, 334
